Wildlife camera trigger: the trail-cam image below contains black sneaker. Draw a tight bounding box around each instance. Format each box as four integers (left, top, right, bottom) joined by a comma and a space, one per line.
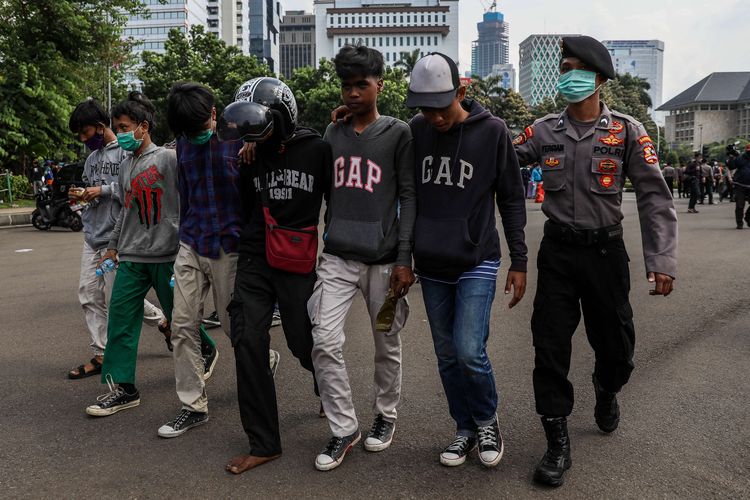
439, 435, 477, 467
203, 346, 219, 381
157, 409, 209, 438
315, 431, 361, 471
364, 414, 395, 452
593, 375, 620, 433
477, 416, 504, 467
201, 311, 221, 329
85, 384, 140, 417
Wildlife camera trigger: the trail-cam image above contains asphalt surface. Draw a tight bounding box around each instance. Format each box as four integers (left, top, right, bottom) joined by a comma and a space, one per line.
0, 194, 748, 499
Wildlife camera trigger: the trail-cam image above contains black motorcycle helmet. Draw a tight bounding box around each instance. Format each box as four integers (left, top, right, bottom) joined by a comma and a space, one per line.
232, 77, 298, 141
217, 100, 274, 142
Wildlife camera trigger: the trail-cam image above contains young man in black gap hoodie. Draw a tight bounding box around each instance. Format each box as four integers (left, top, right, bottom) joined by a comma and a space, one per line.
219, 78, 331, 474
405, 53, 528, 468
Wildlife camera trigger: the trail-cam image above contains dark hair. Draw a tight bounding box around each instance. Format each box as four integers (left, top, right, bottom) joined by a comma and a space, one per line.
166, 81, 215, 136
111, 91, 156, 131
334, 44, 384, 80
69, 98, 109, 134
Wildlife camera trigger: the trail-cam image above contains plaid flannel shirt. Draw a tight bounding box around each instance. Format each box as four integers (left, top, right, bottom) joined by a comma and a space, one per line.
176, 134, 243, 259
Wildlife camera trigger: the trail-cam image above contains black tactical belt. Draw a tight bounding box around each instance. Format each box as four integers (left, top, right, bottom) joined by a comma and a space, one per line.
544, 221, 623, 246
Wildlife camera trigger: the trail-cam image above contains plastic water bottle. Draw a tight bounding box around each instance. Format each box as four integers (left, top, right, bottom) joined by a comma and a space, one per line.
169, 274, 175, 288
95, 258, 116, 277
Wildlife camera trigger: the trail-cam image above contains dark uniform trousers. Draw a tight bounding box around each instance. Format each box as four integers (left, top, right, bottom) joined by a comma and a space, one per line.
229, 254, 319, 457
531, 234, 635, 417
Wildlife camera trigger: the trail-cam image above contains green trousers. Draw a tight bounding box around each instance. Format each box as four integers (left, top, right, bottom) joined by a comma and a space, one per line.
101, 260, 215, 385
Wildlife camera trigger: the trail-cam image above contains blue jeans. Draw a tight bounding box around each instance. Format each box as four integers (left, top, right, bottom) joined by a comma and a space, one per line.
421, 278, 498, 436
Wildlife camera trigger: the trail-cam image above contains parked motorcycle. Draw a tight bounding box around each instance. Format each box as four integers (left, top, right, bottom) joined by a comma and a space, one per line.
31, 163, 84, 232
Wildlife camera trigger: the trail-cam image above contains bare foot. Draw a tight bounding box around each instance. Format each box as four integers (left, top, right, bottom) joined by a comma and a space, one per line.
226, 454, 281, 474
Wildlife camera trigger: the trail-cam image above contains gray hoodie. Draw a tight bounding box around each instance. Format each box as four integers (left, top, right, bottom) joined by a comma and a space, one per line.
108, 143, 180, 263
81, 141, 126, 250
322, 116, 416, 266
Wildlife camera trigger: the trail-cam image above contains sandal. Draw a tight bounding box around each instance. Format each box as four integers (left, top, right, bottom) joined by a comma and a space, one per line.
68, 357, 102, 380
159, 320, 173, 352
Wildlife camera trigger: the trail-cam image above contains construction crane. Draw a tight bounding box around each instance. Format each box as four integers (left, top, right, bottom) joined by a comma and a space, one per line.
479, 0, 497, 12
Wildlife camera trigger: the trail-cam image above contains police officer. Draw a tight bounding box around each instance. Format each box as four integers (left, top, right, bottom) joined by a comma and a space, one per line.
514, 36, 678, 487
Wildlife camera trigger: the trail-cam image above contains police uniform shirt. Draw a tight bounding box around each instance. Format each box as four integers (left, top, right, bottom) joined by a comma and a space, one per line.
514, 103, 678, 278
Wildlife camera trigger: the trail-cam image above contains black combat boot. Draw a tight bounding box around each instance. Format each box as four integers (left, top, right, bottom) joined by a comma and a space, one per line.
533, 416, 572, 487
593, 374, 620, 433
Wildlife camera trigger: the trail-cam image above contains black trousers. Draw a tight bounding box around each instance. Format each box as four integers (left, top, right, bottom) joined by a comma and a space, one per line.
664, 177, 674, 197
531, 235, 635, 417
736, 185, 750, 227
229, 254, 318, 456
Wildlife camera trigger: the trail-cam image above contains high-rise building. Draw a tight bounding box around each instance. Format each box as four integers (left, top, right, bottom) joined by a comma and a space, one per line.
280, 10, 316, 78
313, 0, 460, 68
249, 0, 281, 75
207, 0, 248, 52
470, 10, 509, 79
123, 0, 208, 88
518, 34, 577, 106
603, 40, 664, 119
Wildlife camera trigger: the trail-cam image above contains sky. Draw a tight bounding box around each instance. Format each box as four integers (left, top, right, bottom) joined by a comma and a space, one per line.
279, 0, 750, 103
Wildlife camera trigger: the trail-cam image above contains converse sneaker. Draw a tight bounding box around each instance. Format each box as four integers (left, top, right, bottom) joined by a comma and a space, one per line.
269, 349, 281, 378
271, 308, 282, 327
157, 409, 209, 438
85, 379, 140, 417
477, 416, 504, 467
203, 346, 219, 381
201, 311, 221, 329
364, 414, 395, 452
315, 431, 361, 471
439, 435, 477, 467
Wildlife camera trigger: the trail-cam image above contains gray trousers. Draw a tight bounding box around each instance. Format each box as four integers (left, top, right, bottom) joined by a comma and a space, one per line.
78, 241, 164, 356
171, 242, 237, 412
309, 253, 409, 437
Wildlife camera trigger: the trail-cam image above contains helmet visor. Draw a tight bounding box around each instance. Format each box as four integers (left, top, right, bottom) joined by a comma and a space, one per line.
217, 101, 274, 142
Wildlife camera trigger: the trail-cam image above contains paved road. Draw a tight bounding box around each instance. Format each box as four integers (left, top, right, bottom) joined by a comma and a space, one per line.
0, 195, 748, 499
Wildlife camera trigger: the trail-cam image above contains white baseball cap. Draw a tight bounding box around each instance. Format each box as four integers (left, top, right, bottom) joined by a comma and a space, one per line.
405, 52, 461, 109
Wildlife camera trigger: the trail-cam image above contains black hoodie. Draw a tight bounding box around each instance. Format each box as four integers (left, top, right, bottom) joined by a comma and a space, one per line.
410, 100, 528, 281
238, 127, 332, 256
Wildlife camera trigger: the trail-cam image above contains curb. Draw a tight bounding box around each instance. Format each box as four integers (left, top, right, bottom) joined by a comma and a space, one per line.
0, 212, 33, 227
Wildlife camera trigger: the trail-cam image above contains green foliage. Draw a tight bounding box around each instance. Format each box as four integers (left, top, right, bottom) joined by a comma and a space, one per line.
664, 150, 680, 166
394, 49, 421, 76
138, 25, 271, 144
0, 0, 143, 174
465, 77, 532, 132
10, 174, 32, 199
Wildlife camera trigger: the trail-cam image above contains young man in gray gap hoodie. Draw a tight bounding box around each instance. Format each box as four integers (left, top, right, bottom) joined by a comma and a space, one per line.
310, 45, 416, 471
67, 99, 165, 380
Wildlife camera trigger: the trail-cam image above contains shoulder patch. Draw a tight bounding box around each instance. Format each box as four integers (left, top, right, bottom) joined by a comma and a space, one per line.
513, 125, 534, 146
637, 135, 653, 145
642, 144, 658, 164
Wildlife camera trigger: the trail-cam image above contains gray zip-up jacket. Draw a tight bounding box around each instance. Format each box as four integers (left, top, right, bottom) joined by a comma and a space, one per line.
322, 116, 416, 266
81, 141, 127, 250
108, 143, 180, 263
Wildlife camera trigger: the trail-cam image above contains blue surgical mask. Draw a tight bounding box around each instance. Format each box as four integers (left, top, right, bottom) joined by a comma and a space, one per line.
556, 69, 600, 103
117, 123, 144, 152
187, 129, 213, 145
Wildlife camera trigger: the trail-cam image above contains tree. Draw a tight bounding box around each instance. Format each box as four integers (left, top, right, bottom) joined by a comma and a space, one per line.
493, 89, 532, 132
138, 25, 271, 144
285, 60, 413, 134
529, 95, 566, 120
0, 0, 144, 174
394, 49, 421, 76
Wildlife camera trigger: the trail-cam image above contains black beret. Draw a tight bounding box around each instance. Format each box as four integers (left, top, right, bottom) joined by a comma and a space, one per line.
561, 35, 616, 80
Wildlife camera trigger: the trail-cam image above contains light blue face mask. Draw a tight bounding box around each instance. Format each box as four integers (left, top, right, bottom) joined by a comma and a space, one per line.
187, 129, 213, 145
556, 69, 600, 103
117, 123, 144, 152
